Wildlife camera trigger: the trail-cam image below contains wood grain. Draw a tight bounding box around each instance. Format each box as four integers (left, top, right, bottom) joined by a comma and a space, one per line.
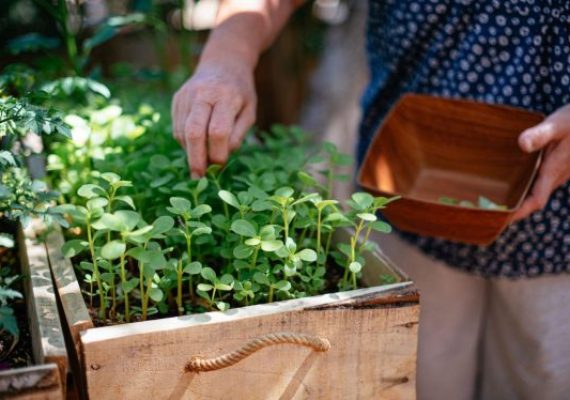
17, 221, 68, 396
44, 224, 94, 351
358, 93, 544, 245
0, 356, 61, 399
81, 289, 419, 400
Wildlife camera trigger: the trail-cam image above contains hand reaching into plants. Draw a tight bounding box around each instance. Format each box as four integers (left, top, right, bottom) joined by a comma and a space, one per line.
171, 0, 302, 178
513, 104, 570, 222
172, 59, 257, 178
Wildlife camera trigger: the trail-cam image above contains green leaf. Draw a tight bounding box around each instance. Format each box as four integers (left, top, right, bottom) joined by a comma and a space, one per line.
91, 213, 123, 231
297, 249, 317, 262
115, 195, 135, 209
218, 190, 240, 209
349, 261, 362, 274
233, 244, 254, 259
184, 261, 202, 275
124, 225, 153, 238
230, 219, 257, 238
148, 287, 164, 302
192, 226, 212, 236
351, 192, 374, 209
100, 172, 121, 184
245, 237, 261, 246
261, 240, 283, 252
201, 267, 217, 282
274, 280, 291, 291
197, 283, 213, 292
150, 174, 174, 188
78, 184, 105, 199
196, 178, 208, 193
61, 239, 88, 258
115, 210, 141, 231
253, 272, 269, 285
297, 171, 319, 186
275, 187, 294, 198
216, 301, 230, 311
151, 216, 175, 235
169, 197, 192, 213
357, 213, 377, 222
122, 278, 139, 294
86, 197, 108, 210
192, 204, 212, 218
101, 241, 126, 260
370, 221, 392, 233
0, 234, 15, 248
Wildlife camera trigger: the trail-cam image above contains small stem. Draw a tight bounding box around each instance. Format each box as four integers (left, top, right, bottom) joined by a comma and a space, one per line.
351, 272, 357, 289
119, 250, 129, 322
141, 277, 152, 321
177, 259, 183, 315
316, 208, 322, 262
268, 285, 274, 303
282, 208, 289, 242
359, 226, 373, 253
211, 288, 217, 308
86, 219, 106, 319
250, 246, 260, 269
324, 230, 333, 267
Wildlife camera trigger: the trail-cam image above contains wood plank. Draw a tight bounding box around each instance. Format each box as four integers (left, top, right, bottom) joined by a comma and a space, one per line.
44, 224, 94, 351
17, 221, 68, 396
82, 296, 419, 399
0, 363, 62, 400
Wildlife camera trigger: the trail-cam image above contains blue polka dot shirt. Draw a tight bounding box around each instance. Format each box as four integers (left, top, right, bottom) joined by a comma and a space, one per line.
358, 0, 570, 277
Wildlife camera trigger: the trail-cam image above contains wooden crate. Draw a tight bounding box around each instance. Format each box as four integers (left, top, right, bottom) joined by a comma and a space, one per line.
46, 225, 419, 400
0, 222, 68, 399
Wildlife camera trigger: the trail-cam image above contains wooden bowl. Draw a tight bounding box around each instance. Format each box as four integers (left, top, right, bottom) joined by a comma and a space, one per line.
357, 94, 544, 245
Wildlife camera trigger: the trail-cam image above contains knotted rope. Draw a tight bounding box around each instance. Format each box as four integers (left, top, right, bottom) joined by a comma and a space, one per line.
185, 332, 331, 372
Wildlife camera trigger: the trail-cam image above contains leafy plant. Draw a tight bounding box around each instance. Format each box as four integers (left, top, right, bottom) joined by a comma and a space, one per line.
55, 118, 398, 324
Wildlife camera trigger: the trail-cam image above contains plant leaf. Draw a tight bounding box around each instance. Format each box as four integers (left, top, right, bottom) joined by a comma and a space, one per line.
101, 240, 126, 260
218, 190, 240, 209
230, 219, 257, 238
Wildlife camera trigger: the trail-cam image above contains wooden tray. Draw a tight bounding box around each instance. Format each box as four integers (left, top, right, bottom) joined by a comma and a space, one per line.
358, 93, 544, 245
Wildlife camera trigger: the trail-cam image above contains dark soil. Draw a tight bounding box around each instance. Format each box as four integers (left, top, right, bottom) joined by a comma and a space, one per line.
0, 245, 34, 371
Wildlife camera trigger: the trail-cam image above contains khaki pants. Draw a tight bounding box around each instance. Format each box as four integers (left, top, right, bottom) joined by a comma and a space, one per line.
374, 233, 570, 400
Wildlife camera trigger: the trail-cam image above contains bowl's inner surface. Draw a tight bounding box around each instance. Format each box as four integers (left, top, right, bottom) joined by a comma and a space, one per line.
362, 95, 543, 209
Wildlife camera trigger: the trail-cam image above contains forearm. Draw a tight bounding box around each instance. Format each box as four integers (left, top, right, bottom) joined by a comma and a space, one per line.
198, 0, 302, 70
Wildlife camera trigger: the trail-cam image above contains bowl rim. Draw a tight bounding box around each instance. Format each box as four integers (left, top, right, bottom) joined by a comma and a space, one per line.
357, 93, 545, 214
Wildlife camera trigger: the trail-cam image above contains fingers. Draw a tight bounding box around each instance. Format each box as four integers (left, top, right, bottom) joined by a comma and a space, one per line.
208, 99, 242, 165
230, 103, 256, 151
511, 145, 564, 222
172, 90, 191, 148
184, 102, 212, 178
519, 120, 563, 153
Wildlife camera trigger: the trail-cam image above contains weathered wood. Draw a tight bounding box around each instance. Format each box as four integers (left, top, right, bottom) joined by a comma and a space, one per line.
47, 225, 418, 399
81, 289, 418, 399
0, 358, 61, 399
44, 224, 94, 350
17, 221, 68, 396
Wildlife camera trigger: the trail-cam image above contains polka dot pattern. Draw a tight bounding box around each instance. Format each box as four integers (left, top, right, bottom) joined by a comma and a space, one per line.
358, 0, 570, 278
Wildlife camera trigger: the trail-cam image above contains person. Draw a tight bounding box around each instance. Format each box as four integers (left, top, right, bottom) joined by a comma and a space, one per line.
171, 1, 570, 399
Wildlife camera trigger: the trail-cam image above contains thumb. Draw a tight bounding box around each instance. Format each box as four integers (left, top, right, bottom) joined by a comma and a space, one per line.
519, 120, 562, 153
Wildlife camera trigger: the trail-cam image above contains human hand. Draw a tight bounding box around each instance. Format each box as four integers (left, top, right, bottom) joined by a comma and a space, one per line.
172, 59, 257, 178
512, 104, 570, 222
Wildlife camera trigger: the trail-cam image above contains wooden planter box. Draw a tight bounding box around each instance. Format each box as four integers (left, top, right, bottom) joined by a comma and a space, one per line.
46, 226, 419, 399
0, 222, 68, 399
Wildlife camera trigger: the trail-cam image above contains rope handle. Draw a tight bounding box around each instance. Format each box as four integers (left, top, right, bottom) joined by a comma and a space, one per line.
185, 332, 331, 372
